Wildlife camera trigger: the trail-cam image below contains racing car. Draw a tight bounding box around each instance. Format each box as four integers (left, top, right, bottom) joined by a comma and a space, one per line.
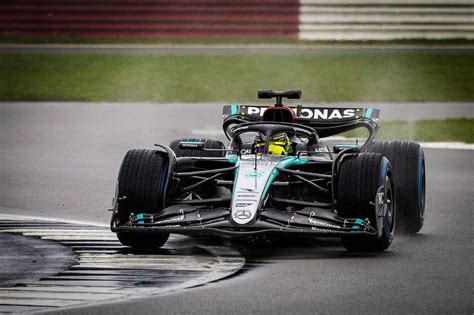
109, 90, 426, 252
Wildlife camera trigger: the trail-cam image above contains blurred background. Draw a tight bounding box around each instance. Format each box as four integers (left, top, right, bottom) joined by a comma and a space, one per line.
1, 0, 472, 143
0, 0, 472, 41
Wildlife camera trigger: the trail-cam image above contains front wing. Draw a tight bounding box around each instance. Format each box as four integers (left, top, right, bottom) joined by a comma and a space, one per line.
111, 205, 377, 238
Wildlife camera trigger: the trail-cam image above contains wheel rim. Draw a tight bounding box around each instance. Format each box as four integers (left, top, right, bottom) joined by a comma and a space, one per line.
384, 175, 395, 236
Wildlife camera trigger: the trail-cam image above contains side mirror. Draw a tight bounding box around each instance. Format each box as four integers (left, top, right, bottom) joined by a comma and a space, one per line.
178, 141, 205, 150
333, 144, 358, 153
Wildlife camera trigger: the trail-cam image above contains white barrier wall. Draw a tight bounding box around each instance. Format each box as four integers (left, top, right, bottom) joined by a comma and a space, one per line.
299, 0, 474, 40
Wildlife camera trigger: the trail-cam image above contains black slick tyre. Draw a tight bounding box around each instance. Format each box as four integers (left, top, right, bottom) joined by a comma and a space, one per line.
116, 149, 170, 249
337, 153, 396, 252
367, 141, 425, 234
117, 232, 169, 250
169, 138, 225, 157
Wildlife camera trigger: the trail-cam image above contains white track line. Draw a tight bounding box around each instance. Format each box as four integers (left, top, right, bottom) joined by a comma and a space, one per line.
0, 214, 245, 313
419, 142, 474, 150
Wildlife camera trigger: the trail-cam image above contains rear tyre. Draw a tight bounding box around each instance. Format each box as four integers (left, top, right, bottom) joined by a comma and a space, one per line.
116, 149, 170, 249
170, 138, 225, 157
367, 141, 425, 234
337, 153, 395, 252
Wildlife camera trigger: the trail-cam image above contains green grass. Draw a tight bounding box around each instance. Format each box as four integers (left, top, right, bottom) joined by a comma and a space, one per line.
0, 53, 473, 102
343, 119, 474, 143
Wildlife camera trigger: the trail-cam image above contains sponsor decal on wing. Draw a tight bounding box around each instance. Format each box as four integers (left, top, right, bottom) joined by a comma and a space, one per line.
242, 106, 361, 120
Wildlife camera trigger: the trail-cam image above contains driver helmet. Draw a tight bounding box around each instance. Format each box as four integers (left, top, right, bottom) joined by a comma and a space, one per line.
254, 132, 291, 156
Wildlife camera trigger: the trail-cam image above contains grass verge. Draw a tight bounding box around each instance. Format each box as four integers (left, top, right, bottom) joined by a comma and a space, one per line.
343, 119, 474, 143
1, 53, 473, 103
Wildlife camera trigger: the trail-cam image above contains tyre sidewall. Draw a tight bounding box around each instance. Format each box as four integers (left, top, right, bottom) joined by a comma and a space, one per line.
338, 153, 396, 252
367, 141, 425, 234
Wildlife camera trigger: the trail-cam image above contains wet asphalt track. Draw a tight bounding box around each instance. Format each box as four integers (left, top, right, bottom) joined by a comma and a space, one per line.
0, 217, 244, 313
0, 102, 473, 314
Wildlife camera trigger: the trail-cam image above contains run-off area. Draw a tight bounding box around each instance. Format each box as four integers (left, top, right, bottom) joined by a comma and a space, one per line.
0, 215, 244, 313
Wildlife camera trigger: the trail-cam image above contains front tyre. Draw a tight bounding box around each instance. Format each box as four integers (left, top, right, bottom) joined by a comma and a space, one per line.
367, 141, 425, 234
117, 232, 169, 249
115, 149, 170, 249
337, 153, 396, 252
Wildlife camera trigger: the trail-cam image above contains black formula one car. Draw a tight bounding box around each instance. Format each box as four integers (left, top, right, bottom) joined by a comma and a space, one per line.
109, 90, 426, 252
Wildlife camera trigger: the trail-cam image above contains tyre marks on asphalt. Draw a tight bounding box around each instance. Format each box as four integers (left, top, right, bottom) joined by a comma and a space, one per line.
0, 214, 245, 313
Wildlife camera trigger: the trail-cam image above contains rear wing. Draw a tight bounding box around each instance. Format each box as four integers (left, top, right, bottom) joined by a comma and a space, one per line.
222, 104, 379, 138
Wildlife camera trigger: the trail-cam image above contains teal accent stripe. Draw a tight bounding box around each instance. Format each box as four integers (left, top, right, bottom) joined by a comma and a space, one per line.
227, 156, 238, 164
365, 107, 374, 119
262, 169, 279, 199
136, 213, 144, 226
180, 141, 205, 144
335, 144, 357, 148
262, 157, 307, 199
352, 218, 365, 229
278, 156, 308, 169
229, 157, 239, 194
230, 104, 238, 116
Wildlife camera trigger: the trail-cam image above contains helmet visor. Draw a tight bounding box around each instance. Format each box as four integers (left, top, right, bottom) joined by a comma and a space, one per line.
268, 143, 287, 155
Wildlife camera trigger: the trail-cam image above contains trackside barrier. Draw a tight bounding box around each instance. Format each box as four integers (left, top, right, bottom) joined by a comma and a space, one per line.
0, 0, 300, 40
0, 0, 472, 40
299, 0, 474, 40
